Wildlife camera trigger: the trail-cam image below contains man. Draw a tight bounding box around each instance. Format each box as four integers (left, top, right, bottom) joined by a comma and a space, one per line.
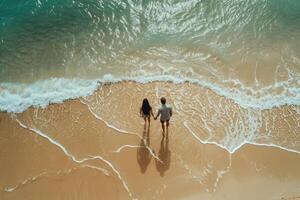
154, 97, 172, 135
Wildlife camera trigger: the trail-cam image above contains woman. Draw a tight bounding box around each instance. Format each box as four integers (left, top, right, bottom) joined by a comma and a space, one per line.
140, 98, 154, 125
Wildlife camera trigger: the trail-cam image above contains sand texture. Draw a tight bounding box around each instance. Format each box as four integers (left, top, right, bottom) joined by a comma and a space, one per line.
1, 82, 300, 200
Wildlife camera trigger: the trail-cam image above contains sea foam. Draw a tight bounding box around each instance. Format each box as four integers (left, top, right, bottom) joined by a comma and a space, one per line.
0, 78, 98, 113
0, 74, 299, 113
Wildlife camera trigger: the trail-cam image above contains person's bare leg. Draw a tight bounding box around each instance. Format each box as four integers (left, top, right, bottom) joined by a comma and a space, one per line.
143, 117, 147, 130
166, 121, 169, 132
161, 122, 165, 137
147, 117, 151, 126
147, 124, 150, 138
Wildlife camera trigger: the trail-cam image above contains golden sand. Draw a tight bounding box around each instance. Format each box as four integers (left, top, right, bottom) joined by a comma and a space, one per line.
0, 82, 300, 200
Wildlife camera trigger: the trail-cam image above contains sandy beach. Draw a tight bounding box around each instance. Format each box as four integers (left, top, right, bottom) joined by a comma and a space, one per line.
1, 0, 300, 199
1, 81, 299, 200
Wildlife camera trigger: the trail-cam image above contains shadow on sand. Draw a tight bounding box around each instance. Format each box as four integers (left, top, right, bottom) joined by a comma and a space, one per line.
137, 126, 151, 173
155, 132, 171, 177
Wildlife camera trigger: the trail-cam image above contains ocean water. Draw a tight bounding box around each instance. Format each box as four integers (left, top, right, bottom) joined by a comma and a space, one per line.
0, 0, 300, 152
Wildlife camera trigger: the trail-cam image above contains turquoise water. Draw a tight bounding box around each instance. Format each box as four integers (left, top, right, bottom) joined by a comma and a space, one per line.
0, 0, 300, 163
0, 0, 300, 112
1, 0, 300, 81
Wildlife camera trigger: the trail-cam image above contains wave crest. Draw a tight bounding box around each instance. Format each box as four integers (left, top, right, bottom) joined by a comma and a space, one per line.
0, 75, 299, 113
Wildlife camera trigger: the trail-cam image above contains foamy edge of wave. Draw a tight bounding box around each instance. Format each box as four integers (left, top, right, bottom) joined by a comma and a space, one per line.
0, 78, 99, 113
0, 74, 299, 113
183, 121, 300, 155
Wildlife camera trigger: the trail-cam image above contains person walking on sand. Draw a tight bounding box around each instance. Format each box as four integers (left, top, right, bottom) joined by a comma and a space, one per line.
140, 98, 154, 126
154, 97, 172, 136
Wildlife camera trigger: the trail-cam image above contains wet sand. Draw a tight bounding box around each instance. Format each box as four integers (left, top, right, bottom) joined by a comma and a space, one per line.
0, 81, 300, 200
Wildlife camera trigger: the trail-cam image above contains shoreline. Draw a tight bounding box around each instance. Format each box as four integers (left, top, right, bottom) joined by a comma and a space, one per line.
1, 76, 300, 114
1, 81, 300, 154
0, 81, 300, 199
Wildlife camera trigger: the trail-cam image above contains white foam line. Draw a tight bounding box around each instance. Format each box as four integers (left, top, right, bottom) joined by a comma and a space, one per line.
113, 143, 162, 163
16, 118, 70, 155
13, 118, 134, 199
80, 95, 163, 164
183, 121, 300, 155
85, 154, 133, 198
212, 154, 232, 193
79, 164, 110, 176
143, 140, 163, 163
1, 75, 299, 114
183, 121, 229, 152
183, 121, 299, 192
0, 78, 99, 113
81, 100, 163, 163
5, 186, 18, 192
99, 74, 300, 109
4, 172, 47, 192
113, 145, 142, 153
4, 165, 110, 193
80, 100, 162, 162
80, 100, 141, 138
239, 141, 300, 155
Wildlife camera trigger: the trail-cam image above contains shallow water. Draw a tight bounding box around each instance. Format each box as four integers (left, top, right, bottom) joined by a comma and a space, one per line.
1, 82, 300, 199
0, 1, 300, 199
1, 0, 300, 111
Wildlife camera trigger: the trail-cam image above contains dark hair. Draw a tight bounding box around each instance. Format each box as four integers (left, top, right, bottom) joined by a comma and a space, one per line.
160, 97, 166, 104
142, 98, 151, 110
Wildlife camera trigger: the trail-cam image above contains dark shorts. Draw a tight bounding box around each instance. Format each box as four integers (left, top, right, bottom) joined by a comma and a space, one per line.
143, 114, 150, 118
160, 119, 170, 124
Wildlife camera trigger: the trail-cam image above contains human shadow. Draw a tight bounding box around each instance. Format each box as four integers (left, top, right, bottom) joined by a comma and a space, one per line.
155, 132, 171, 177
137, 125, 151, 173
